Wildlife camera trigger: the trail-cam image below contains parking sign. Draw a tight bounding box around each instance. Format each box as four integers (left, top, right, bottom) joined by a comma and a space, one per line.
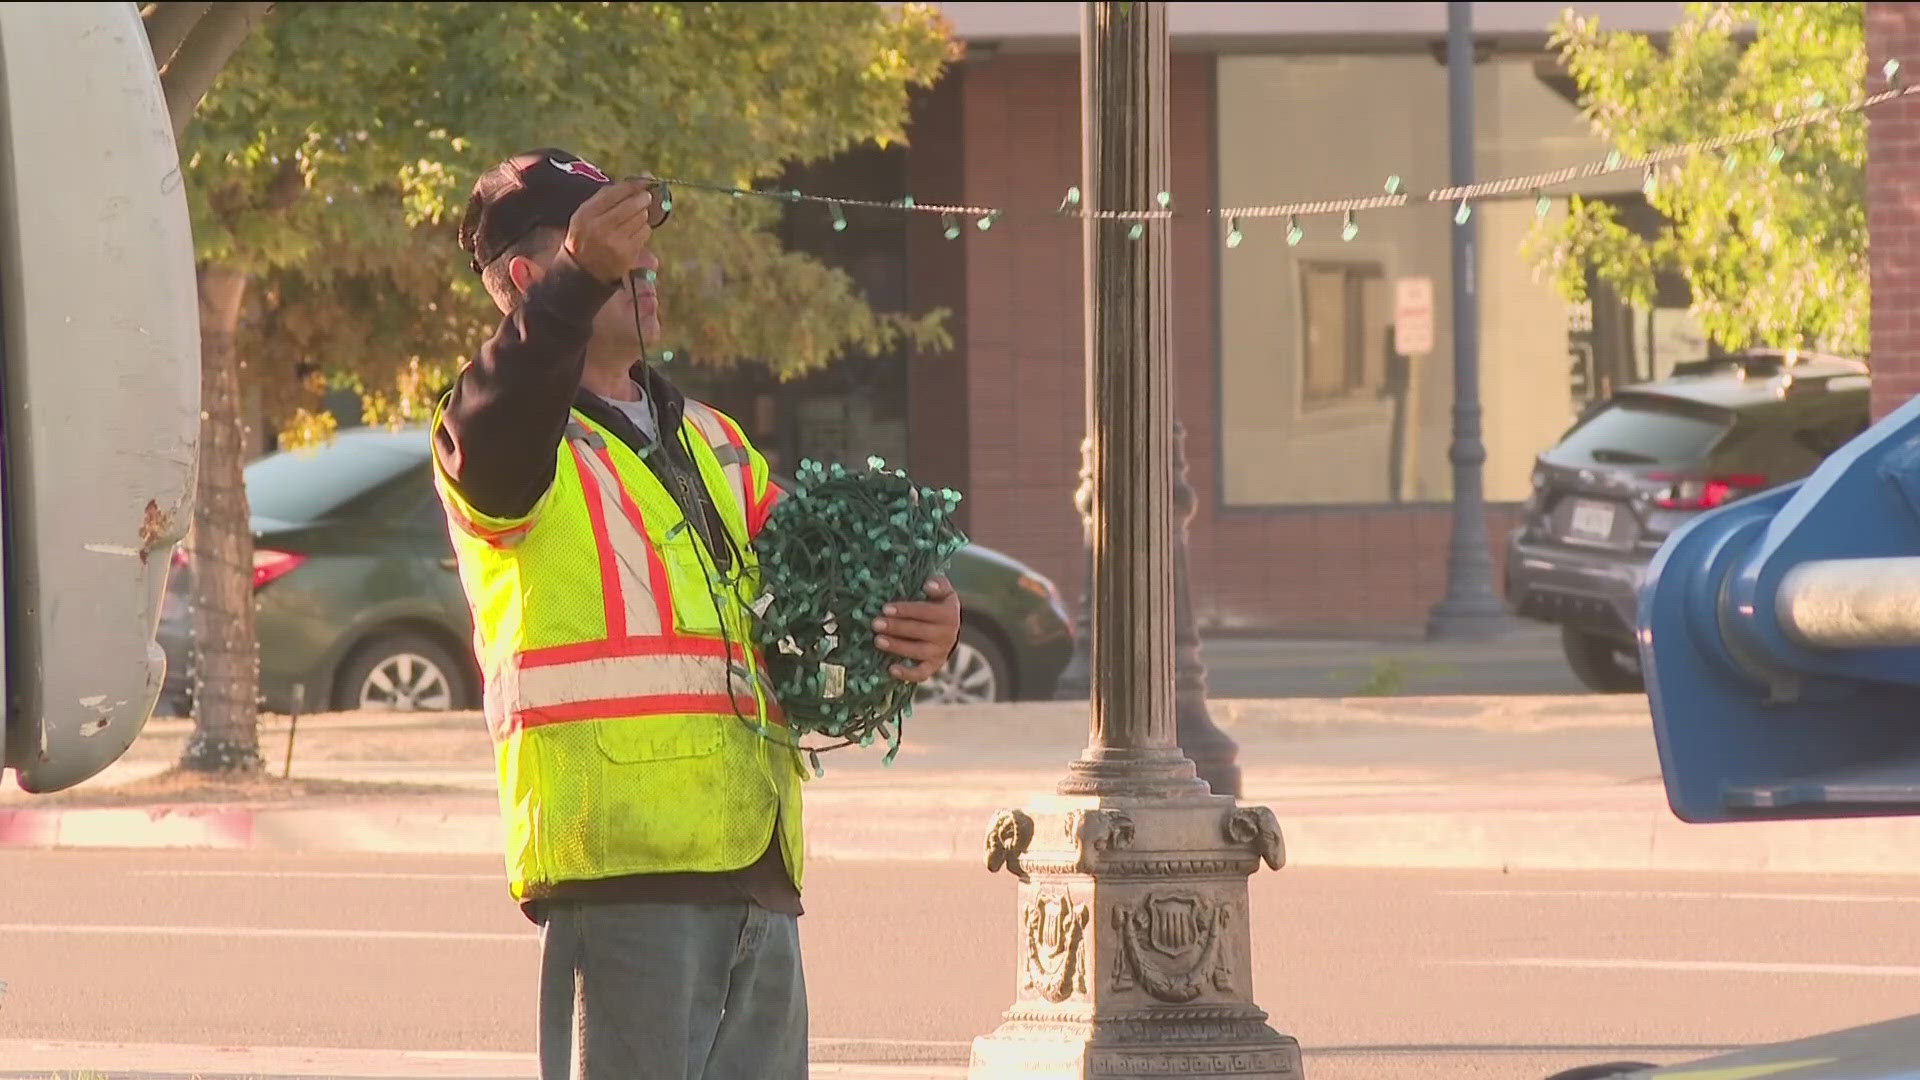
1394, 276, 1434, 357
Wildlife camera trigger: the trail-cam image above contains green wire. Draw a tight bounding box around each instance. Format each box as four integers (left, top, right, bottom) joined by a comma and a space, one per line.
750, 457, 967, 767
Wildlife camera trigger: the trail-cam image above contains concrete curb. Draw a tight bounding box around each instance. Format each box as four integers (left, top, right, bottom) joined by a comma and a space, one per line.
0, 1039, 969, 1079
11, 794, 1920, 875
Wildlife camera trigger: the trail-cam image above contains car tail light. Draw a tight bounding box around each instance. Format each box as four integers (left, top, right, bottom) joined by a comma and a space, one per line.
168, 548, 305, 589
1649, 473, 1767, 510
1525, 465, 1549, 514
252, 549, 306, 589
1017, 574, 1058, 603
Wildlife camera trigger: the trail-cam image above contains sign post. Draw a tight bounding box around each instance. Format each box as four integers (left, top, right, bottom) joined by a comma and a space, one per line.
1425, 0, 1516, 641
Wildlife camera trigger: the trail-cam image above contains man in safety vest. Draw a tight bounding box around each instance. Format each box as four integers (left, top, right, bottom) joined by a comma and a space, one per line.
435, 148, 962, 1080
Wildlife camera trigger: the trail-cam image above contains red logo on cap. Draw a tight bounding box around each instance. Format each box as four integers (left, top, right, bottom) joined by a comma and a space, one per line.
551, 157, 609, 184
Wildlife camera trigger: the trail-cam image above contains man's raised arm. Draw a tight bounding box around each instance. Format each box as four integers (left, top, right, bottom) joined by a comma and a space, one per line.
434, 249, 616, 521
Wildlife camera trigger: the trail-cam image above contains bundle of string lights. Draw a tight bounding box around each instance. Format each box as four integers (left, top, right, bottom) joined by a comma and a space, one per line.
747, 457, 967, 774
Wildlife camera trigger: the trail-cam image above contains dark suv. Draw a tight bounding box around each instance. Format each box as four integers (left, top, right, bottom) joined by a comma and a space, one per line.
1505, 351, 1870, 693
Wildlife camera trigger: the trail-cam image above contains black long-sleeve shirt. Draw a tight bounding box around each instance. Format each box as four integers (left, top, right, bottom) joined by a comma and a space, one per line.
436, 248, 799, 918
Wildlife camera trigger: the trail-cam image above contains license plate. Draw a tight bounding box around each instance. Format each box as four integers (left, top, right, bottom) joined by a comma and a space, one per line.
1569, 500, 1616, 541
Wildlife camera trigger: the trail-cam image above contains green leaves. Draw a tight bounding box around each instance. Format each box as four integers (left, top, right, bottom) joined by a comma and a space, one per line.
1525, 2, 1867, 356
183, 2, 958, 444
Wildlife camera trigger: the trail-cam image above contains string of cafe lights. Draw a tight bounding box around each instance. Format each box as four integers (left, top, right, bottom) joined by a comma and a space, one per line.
649, 58, 1920, 248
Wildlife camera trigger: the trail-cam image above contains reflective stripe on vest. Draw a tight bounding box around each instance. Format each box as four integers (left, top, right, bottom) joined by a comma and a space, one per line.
682, 403, 775, 536
484, 637, 775, 741
446, 508, 535, 550
566, 420, 670, 639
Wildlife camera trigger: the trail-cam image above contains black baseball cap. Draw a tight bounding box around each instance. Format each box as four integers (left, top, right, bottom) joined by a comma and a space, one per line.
457, 147, 670, 274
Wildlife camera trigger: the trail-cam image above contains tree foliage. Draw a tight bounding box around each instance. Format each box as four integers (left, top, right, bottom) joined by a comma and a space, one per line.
166, 2, 955, 770
189, 1, 957, 443
1525, 2, 1867, 356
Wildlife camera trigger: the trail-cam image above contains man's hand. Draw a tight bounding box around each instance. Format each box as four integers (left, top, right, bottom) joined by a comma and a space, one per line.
874, 576, 962, 684
564, 179, 655, 284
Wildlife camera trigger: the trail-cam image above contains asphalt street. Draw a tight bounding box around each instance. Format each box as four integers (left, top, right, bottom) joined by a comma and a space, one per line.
8, 850, 1920, 1079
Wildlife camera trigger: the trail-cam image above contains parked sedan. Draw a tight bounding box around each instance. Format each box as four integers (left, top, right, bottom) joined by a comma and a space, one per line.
159, 426, 1073, 715
1505, 351, 1869, 693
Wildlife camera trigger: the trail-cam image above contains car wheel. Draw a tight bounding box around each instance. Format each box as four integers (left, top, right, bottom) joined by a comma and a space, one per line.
333, 632, 471, 713
1560, 626, 1644, 695
916, 624, 1012, 705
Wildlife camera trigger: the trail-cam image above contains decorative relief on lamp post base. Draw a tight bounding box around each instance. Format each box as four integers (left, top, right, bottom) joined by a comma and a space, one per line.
969, 795, 1303, 1079
1023, 894, 1094, 1003
1111, 892, 1234, 1002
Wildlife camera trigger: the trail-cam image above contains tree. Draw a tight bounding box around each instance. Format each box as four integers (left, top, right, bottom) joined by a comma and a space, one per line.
1526, 2, 1867, 357
168, 2, 956, 772
142, 2, 279, 776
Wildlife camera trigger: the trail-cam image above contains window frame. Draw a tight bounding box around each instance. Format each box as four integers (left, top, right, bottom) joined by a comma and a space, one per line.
1296, 258, 1390, 411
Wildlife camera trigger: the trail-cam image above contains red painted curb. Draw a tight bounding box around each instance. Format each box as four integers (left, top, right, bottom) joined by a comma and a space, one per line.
0, 805, 255, 849
0, 808, 56, 846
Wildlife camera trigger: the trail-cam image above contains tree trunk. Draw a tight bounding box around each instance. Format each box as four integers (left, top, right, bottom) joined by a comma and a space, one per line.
142, 2, 215, 71
181, 262, 263, 773
153, 2, 275, 143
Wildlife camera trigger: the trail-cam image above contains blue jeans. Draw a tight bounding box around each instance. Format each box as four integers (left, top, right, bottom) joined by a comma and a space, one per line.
535, 899, 808, 1080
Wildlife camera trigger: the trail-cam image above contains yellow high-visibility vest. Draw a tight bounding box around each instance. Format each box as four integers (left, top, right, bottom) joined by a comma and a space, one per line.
432, 399, 802, 901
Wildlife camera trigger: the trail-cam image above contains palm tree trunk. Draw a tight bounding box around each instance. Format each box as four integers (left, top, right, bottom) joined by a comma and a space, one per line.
180, 262, 262, 773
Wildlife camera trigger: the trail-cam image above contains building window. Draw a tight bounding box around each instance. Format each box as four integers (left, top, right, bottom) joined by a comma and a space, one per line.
1299, 261, 1388, 407
1217, 52, 1608, 507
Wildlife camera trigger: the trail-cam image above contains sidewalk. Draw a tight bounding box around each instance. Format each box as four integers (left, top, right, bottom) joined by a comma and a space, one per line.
10, 694, 1920, 875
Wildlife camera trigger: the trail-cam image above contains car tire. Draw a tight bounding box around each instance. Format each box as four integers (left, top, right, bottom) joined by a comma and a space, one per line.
1560, 627, 1644, 695
916, 623, 1013, 705
332, 631, 473, 714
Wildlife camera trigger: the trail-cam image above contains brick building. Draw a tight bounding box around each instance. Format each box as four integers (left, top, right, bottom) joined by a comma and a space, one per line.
1870, 1, 1920, 421
681, 2, 1730, 635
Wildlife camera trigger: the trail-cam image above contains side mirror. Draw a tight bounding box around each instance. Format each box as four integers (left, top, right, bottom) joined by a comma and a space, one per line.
0, 4, 199, 792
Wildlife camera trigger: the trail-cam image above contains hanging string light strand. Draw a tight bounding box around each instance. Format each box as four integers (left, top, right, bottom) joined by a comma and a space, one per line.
1424, 77, 1915, 208
645, 62, 1920, 233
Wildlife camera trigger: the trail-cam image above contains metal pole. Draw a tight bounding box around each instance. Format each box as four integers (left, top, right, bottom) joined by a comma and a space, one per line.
1779, 557, 1920, 648
1057, 0, 1202, 798
1169, 420, 1241, 796
1054, 441, 1094, 702
282, 683, 304, 780
1426, 0, 1515, 641
1057, 423, 1242, 797
971, 7, 1298, 1074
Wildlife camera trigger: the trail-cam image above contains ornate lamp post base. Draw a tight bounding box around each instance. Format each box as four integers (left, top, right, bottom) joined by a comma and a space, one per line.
970, 791, 1301, 1078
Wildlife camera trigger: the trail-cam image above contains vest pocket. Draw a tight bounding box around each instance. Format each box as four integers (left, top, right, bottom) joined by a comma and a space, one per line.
664, 543, 727, 637
595, 714, 723, 763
